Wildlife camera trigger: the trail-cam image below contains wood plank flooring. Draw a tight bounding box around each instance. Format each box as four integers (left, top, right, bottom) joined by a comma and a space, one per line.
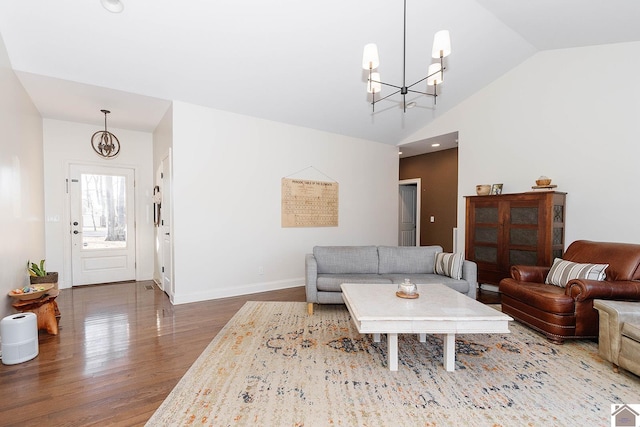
0, 281, 306, 426
0, 281, 499, 426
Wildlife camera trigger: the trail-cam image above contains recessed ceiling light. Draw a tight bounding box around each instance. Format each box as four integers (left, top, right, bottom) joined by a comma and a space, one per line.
398, 151, 403, 155
101, 0, 124, 13
405, 102, 417, 109
431, 143, 440, 147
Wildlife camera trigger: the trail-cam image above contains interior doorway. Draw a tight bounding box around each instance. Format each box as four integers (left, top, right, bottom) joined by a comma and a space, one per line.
160, 151, 174, 301
69, 164, 136, 285
398, 179, 421, 246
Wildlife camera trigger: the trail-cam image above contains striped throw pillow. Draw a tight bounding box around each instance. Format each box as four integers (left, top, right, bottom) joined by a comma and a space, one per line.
434, 252, 464, 280
545, 258, 608, 287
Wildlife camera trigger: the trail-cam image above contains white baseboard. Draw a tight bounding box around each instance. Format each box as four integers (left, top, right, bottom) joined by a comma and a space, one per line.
171, 278, 304, 305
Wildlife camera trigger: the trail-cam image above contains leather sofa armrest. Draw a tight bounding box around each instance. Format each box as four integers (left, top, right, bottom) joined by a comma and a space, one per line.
594, 300, 640, 327
510, 265, 550, 283
593, 299, 640, 366
305, 254, 318, 303
568, 279, 640, 302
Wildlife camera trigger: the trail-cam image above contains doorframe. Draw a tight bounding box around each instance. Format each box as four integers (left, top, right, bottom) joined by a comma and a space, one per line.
398, 178, 421, 246
63, 160, 139, 287
160, 150, 174, 302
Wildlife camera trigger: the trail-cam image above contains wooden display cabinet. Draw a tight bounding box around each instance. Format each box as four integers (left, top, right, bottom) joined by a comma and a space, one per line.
465, 191, 566, 287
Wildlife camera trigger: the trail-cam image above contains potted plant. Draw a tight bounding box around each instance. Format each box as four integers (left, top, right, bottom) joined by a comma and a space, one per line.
28, 259, 59, 291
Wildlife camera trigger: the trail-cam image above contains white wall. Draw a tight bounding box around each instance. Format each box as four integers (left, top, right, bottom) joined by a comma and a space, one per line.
405, 41, 640, 251
170, 101, 399, 304
43, 119, 155, 288
0, 34, 44, 319
153, 104, 173, 174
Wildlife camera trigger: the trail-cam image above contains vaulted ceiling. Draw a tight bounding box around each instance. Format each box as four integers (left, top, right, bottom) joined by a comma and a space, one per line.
1, 0, 639, 148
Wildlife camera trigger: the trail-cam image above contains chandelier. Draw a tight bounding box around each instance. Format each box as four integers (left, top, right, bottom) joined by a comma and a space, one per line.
362, 0, 451, 112
91, 109, 121, 159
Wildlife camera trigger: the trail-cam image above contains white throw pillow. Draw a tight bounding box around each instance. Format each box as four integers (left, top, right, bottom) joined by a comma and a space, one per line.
434, 252, 464, 280
545, 258, 608, 287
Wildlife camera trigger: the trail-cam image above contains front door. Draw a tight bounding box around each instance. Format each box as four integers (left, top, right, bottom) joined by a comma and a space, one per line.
70, 164, 136, 286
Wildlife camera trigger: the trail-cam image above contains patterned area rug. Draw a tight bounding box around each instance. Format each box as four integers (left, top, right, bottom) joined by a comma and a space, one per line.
147, 301, 640, 426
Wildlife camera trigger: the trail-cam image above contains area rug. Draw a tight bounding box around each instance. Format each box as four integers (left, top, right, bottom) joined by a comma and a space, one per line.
147, 301, 640, 426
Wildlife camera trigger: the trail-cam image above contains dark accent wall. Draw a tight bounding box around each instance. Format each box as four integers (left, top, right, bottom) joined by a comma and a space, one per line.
399, 148, 458, 252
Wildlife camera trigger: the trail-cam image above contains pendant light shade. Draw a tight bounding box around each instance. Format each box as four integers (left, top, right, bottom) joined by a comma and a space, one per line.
367, 72, 382, 94
427, 63, 443, 86
362, 43, 380, 70
432, 30, 451, 58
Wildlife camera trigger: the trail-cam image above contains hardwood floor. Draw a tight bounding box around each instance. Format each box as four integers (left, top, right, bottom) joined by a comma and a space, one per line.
476, 287, 502, 305
0, 282, 306, 426
0, 282, 498, 426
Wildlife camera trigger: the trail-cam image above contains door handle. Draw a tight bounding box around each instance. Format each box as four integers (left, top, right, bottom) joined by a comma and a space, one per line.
73, 221, 79, 226
165, 232, 170, 236
73, 230, 80, 234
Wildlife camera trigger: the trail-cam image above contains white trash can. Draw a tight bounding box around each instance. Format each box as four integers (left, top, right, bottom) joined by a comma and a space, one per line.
1, 312, 39, 365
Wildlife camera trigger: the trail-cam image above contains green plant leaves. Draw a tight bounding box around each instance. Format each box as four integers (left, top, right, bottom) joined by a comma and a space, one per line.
27, 259, 47, 277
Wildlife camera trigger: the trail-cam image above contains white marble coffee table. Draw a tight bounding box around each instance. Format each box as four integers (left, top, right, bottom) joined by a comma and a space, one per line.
341, 283, 512, 371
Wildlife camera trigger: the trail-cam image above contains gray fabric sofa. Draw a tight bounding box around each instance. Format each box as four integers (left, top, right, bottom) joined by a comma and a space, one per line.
305, 245, 477, 314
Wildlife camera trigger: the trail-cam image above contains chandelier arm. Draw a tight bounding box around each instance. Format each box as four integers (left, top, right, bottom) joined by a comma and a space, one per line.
407, 87, 438, 104
406, 89, 435, 97
374, 89, 402, 104
376, 81, 404, 90
406, 66, 447, 90
406, 76, 429, 89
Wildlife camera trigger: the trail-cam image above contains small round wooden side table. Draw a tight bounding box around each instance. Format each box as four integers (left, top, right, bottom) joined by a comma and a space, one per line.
11, 294, 60, 335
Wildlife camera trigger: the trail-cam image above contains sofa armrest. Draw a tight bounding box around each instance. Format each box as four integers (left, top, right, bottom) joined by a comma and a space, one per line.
305, 253, 318, 303
567, 279, 640, 302
593, 299, 640, 366
510, 265, 551, 283
594, 300, 640, 329
462, 260, 477, 299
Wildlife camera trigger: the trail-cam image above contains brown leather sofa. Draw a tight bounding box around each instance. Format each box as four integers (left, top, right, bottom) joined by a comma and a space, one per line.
499, 240, 640, 343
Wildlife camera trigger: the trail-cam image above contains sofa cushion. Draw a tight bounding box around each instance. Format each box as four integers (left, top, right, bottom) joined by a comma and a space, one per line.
316, 274, 391, 292
545, 258, 608, 287
434, 252, 464, 280
622, 322, 640, 342
377, 245, 441, 274
313, 246, 379, 274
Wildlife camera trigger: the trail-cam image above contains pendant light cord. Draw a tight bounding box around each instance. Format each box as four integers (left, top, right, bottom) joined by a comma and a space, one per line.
402, 0, 406, 90
402, 0, 407, 111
